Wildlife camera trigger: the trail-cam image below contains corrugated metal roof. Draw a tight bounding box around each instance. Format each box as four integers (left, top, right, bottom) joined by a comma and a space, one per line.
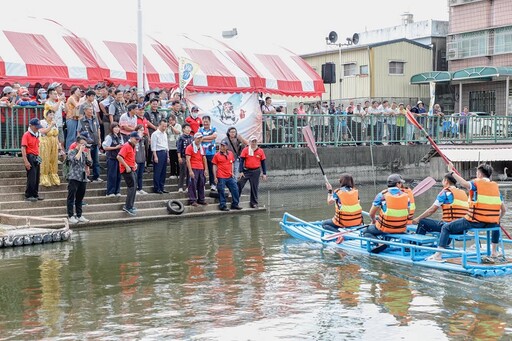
438, 145, 512, 162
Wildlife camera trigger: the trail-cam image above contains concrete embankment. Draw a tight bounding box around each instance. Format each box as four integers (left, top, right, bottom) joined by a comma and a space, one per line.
261, 145, 433, 189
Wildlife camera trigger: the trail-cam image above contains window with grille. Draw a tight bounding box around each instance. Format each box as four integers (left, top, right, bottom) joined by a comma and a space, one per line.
360, 65, 368, 75
469, 90, 496, 113
343, 63, 356, 76
389, 61, 404, 75
495, 26, 512, 54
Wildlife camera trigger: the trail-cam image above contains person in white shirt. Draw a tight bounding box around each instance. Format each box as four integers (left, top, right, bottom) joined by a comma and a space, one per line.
119, 104, 138, 140
151, 119, 169, 194
167, 114, 182, 180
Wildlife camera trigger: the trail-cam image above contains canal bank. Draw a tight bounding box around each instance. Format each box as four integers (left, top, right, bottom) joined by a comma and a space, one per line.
261, 144, 432, 189
0, 144, 431, 228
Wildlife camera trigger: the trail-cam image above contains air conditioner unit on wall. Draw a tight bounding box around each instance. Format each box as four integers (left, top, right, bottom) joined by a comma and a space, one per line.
448, 48, 458, 60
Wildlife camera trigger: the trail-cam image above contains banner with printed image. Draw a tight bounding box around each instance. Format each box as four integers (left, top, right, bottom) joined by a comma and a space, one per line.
186, 92, 262, 142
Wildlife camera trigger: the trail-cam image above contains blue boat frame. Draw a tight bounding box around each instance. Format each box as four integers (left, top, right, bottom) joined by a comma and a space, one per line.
279, 212, 512, 277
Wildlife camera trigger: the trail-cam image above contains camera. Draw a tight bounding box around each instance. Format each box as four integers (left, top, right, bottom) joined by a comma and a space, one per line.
85, 144, 92, 149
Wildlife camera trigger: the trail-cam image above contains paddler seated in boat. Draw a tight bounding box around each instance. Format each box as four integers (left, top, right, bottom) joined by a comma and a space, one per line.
426, 163, 506, 262
363, 173, 410, 253
323, 173, 363, 232
412, 172, 469, 236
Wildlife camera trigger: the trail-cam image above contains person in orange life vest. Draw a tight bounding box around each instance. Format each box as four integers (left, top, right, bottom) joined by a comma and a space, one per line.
363, 174, 410, 253
185, 106, 203, 134
117, 131, 141, 216
427, 163, 506, 262
402, 185, 416, 225
237, 135, 267, 209
212, 138, 242, 211
186, 132, 209, 206
322, 173, 363, 232
412, 173, 469, 236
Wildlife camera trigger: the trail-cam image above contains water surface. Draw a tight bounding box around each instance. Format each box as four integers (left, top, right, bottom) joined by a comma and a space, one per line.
0, 186, 511, 340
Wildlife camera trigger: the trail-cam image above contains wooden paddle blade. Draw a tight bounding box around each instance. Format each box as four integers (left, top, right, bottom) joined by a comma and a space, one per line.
302, 126, 317, 154
412, 176, 436, 196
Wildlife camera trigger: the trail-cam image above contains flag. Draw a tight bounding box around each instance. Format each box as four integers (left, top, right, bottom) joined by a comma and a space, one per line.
179, 57, 200, 92
429, 81, 436, 115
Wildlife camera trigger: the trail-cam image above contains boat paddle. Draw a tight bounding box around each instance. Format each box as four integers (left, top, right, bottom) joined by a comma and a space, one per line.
406, 110, 511, 239
302, 125, 328, 183
411, 176, 436, 196
322, 224, 369, 242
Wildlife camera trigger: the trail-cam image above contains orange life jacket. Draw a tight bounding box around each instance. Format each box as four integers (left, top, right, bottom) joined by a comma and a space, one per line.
332, 188, 363, 228
403, 187, 415, 225
376, 190, 409, 233
465, 179, 502, 224
441, 187, 469, 222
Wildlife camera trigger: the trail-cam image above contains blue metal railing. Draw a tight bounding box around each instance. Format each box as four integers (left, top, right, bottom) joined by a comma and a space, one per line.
1, 105, 511, 152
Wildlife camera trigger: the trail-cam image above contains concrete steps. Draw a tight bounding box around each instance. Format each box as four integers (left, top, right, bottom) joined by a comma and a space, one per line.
0, 156, 266, 228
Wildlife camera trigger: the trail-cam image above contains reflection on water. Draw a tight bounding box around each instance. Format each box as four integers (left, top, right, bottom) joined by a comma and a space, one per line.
0, 187, 510, 339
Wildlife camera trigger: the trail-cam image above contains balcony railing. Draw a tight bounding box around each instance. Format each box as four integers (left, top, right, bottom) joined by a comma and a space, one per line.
0, 105, 511, 153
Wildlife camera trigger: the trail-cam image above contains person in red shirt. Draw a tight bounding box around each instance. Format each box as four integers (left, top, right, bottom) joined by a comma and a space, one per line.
117, 131, 141, 216
238, 135, 267, 209
185, 132, 208, 206
185, 106, 203, 134
212, 139, 242, 211
21, 118, 43, 201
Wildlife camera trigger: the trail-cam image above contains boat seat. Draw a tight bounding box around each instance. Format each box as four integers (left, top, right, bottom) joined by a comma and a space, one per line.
466, 227, 505, 264
382, 233, 438, 257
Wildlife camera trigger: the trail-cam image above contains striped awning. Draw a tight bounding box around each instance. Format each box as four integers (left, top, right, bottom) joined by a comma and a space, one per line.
0, 17, 324, 97
451, 66, 512, 81
438, 144, 512, 162
410, 71, 452, 84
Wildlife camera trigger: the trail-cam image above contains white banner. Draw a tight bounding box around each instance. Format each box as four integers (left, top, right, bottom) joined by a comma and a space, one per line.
429, 81, 436, 114
185, 92, 262, 142
179, 57, 200, 92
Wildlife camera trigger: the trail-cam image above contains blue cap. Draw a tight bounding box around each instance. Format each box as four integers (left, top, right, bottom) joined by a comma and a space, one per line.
29, 118, 42, 129
129, 131, 141, 140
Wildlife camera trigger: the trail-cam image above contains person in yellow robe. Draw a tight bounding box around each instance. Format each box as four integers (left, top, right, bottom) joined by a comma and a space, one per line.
39, 110, 61, 187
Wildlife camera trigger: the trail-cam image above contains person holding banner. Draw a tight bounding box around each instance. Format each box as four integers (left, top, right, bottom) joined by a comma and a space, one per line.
238, 136, 267, 209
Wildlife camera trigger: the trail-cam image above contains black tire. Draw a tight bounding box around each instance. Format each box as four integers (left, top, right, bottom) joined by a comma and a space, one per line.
167, 200, 185, 215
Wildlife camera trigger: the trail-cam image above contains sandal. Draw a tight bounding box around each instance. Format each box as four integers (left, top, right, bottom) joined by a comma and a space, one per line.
481, 256, 495, 264
425, 255, 446, 263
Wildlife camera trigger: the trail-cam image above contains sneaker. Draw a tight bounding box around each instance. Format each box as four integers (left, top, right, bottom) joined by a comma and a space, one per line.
136, 190, 143, 195
77, 216, 90, 223
219, 206, 230, 211
178, 188, 184, 193
169, 175, 178, 180
210, 185, 217, 191
140, 190, 148, 195
115, 193, 121, 197
106, 193, 116, 197
68, 216, 79, 224
92, 178, 104, 183
230, 205, 243, 210
25, 197, 38, 202
81, 201, 88, 206
122, 206, 137, 216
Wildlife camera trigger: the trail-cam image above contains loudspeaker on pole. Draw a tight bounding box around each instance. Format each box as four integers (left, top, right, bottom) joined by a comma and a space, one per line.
321, 62, 336, 84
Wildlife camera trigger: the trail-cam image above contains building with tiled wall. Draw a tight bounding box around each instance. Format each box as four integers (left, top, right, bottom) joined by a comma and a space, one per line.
447, 0, 512, 114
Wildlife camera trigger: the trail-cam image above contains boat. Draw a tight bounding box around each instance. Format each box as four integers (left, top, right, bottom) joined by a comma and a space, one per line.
0, 213, 71, 248
279, 212, 512, 277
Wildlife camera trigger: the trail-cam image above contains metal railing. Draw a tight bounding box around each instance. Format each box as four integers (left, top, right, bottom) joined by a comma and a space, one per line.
1, 105, 511, 153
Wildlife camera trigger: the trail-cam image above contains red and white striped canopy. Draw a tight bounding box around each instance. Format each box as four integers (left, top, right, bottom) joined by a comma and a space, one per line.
0, 18, 324, 97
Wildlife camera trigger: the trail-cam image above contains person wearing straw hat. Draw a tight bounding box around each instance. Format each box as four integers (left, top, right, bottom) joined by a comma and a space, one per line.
237, 135, 267, 209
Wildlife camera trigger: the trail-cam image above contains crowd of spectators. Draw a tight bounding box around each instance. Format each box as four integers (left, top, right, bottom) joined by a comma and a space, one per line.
11, 82, 267, 223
